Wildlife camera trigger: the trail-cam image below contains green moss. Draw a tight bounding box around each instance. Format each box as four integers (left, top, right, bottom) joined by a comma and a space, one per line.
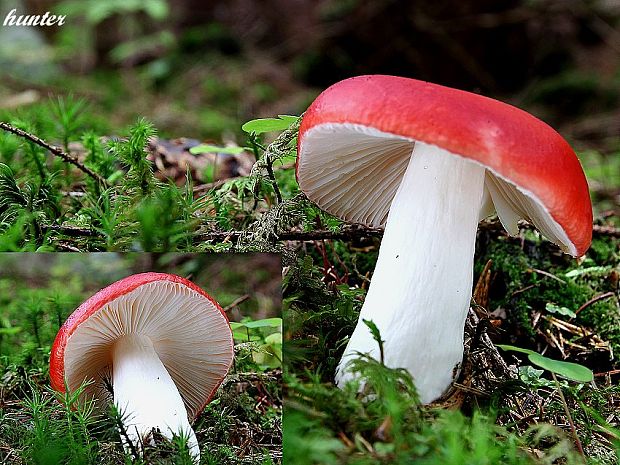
578, 299, 620, 352
474, 233, 620, 355
589, 237, 619, 263
0, 253, 281, 464
285, 356, 581, 465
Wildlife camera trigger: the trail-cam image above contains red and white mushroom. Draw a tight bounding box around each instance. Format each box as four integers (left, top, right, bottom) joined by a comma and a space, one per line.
296, 75, 592, 403
50, 272, 234, 462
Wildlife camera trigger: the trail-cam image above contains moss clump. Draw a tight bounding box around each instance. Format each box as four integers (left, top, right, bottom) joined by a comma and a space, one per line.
284, 255, 365, 379
475, 233, 618, 343
588, 237, 619, 263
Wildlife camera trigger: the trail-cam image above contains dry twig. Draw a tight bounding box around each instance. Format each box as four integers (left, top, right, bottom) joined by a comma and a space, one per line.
0, 121, 109, 187
575, 292, 617, 315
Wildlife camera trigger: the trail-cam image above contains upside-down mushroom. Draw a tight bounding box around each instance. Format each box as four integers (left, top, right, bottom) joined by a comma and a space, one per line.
50, 272, 234, 462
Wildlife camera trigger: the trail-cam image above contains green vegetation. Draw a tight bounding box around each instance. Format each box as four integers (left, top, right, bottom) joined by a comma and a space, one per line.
0, 253, 282, 464
0, 98, 618, 464
275, 115, 619, 463
2, 2, 619, 464
0, 96, 298, 251
284, 228, 620, 464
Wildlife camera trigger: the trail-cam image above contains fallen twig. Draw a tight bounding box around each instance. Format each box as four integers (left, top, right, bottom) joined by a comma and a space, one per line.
575, 292, 617, 316
43, 224, 98, 237
0, 121, 109, 187
223, 295, 251, 312
221, 369, 282, 388
195, 225, 385, 244
594, 369, 620, 377
593, 224, 620, 238
528, 267, 567, 284
35, 216, 620, 247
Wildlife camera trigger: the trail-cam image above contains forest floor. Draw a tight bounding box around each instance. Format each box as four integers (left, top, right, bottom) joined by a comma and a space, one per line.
0, 253, 282, 464
0, 77, 618, 464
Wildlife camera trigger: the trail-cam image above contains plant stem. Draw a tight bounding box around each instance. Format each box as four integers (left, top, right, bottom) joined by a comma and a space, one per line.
551, 372, 586, 461
0, 122, 109, 187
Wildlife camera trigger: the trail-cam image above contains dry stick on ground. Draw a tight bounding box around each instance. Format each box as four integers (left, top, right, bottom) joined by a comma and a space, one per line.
221, 369, 282, 388
194, 225, 386, 243
223, 295, 251, 312
595, 369, 620, 377
43, 224, 99, 237
592, 224, 620, 238
44, 220, 619, 245
194, 220, 619, 243
575, 292, 617, 316
0, 121, 109, 187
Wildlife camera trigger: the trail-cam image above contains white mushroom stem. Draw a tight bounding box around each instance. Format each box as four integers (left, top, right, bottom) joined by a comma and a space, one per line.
335, 142, 486, 403
112, 334, 200, 462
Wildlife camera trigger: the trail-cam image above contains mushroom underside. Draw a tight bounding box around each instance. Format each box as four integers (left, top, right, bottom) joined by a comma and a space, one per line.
298, 123, 574, 402
61, 281, 233, 461
298, 123, 574, 254
63, 281, 232, 416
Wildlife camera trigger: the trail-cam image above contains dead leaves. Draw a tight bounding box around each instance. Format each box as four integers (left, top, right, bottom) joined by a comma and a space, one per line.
147, 137, 254, 185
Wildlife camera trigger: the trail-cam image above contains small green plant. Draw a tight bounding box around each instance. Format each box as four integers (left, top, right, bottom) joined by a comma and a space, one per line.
108, 117, 158, 199
241, 115, 299, 135
497, 345, 594, 383
232, 317, 282, 370
0, 254, 281, 464
20, 381, 101, 465
49, 95, 88, 152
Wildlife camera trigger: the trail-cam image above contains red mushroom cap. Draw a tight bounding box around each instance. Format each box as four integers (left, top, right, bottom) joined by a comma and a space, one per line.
297, 75, 592, 256
50, 272, 233, 418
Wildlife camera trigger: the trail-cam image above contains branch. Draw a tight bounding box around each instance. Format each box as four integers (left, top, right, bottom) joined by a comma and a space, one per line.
479, 220, 620, 239
593, 224, 620, 238
194, 220, 619, 244
0, 122, 110, 187
43, 224, 98, 237
39, 218, 620, 245
221, 369, 282, 388
195, 224, 385, 243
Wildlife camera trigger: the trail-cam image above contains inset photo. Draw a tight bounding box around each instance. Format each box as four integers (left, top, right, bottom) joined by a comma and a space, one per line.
0, 253, 282, 465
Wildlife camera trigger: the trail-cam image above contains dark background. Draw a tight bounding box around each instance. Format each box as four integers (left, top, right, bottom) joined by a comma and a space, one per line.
0, 0, 617, 145
0, 0, 618, 214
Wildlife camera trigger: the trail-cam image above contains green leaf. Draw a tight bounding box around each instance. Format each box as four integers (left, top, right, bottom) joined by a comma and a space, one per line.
232, 331, 261, 342
85, 0, 169, 23
528, 353, 593, 383
109, 31, 175, 64
362, 319, 385, 364
107, 170, 124, 184
518, 365, 545, 383
241, 115, 298, 134
0, 326, 21, 335
264, 332, 282, 345
496, 344, 536, 356
565, 266, 609, 278
498, 344, 594, 382
241, 318, 282, 329
142, 0, 169, 20
189, 145, 248, 155
545, 302, 576, 318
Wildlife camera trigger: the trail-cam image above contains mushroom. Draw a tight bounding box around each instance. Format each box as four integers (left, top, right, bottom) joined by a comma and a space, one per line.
49, 272, 234, 462
296, 75, 592, 403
